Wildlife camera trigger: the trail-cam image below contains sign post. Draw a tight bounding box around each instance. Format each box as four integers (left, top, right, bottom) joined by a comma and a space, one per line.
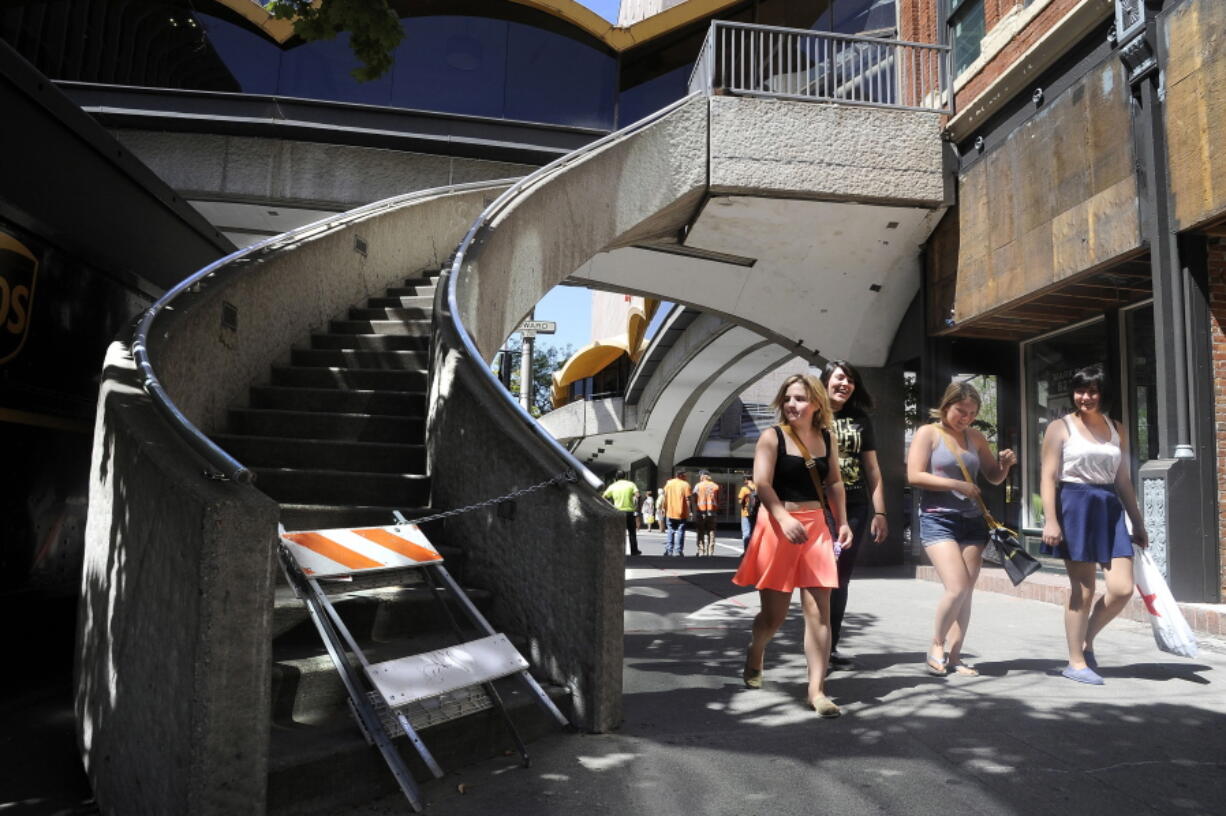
516, 315, 556, 412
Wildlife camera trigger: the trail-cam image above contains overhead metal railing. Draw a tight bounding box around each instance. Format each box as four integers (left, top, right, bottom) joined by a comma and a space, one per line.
132, 178, 517, 484
689, 20, 953, 114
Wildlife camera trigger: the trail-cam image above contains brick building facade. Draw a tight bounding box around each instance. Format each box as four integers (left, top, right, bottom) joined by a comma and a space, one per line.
911, 0, 1223, 602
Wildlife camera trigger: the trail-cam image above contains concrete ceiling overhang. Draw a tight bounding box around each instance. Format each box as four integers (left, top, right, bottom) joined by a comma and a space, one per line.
564, 320, 795, 474
572, 195, 945, 367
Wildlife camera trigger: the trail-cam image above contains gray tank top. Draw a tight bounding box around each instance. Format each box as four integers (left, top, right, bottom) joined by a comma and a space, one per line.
920, 430, 982, 518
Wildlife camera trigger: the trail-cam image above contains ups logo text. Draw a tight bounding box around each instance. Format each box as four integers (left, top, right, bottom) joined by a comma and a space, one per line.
0, 233, 37, 364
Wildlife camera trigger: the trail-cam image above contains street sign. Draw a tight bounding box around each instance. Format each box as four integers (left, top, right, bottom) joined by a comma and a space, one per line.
518, 320, 556, 334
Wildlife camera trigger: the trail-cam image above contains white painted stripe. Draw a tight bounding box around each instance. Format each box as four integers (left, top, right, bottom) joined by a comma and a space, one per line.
283, 540, 352, 577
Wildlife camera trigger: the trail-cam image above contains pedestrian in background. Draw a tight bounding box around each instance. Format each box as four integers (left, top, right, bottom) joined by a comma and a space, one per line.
603, 471, 641, 557
662, 471, 693, 556
657, 487, 666, 533
734, 373, 852, 718
822, 360, 887, 669
694, 471, 720, 556
1040, 364, 1147, 685
907, 381, 1015, 678
641, 492, 656, 531
737, 475, 757, 552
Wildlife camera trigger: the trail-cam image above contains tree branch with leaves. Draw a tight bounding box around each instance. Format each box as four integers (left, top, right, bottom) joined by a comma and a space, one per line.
265, 0, 403, 81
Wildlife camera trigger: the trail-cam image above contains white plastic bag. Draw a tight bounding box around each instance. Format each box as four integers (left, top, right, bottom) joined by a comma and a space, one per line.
1133, 545, 1199, 658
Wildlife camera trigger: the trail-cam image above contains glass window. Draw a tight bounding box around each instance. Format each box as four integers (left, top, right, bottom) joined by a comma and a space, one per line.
391, 16, 510, 118
948, 0, 984, 75
618, 63, 692, 126
196, 12, 281, 94
504, 21, 616, 129
279, 31, 394, 107
832, 0, 896, 35
1021, 318, 1108, 528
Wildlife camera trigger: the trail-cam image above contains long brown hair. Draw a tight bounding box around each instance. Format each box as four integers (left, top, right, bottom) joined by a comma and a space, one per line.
772, 373, 834, 431
928, 380, 982, 422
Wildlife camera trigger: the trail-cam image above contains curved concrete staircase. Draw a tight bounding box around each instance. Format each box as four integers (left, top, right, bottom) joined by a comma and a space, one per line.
211, 265, 568, 813
213, 271, 437, 532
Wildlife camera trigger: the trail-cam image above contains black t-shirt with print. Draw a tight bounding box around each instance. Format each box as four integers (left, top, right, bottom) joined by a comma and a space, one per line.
833, 408, 876, 505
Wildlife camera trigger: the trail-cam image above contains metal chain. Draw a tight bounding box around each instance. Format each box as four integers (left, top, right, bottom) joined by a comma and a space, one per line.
405, 469, 577, 526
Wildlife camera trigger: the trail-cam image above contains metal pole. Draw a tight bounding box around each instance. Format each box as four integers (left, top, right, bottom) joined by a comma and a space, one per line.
520, 309, 535, 412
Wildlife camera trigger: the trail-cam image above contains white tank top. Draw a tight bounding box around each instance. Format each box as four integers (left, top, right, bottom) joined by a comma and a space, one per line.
1060, 415, 1121, 485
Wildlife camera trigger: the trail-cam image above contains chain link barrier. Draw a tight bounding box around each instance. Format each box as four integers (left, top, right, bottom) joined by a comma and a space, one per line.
404, 469, 578, 526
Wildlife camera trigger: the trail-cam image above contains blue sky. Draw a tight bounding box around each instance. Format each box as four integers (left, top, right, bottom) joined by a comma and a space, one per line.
580, 0, 621, 22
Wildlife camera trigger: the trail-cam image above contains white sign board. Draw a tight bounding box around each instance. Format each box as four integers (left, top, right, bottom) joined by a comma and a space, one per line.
519, 320, 557, 334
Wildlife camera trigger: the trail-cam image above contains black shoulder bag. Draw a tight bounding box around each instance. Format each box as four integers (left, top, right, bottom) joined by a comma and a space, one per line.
938, 428, 1040, 586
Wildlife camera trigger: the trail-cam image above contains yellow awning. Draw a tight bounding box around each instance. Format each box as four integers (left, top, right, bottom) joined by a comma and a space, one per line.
550, 338, 631, 407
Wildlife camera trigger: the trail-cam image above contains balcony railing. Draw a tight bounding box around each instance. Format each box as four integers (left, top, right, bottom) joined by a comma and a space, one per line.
689, 20, 952, 114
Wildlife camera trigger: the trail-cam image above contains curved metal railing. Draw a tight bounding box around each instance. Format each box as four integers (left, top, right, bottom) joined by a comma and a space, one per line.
441, 92, 704, 492
132, 178, 519, 483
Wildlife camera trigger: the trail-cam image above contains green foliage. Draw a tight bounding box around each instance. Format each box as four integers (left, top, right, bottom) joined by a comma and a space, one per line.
265, 0, 403, 81
495, 339, 574, 418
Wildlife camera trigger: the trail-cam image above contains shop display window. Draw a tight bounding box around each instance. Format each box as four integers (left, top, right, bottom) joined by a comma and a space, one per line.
1021, 318, 1108, 529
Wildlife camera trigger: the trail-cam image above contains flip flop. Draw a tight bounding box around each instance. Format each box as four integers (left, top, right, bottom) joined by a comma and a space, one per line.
925, 653, 948, 676
950, 662, 979, 677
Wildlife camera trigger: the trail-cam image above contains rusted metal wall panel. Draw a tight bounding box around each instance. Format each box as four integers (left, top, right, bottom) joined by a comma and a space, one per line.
937, 57, 1141, 327
1165, 0, 1226, 231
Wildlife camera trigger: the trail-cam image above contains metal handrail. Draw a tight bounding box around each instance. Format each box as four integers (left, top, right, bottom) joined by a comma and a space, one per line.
443, 93, 704, 492
133, 178, 519, 483
688, 19, 952, 114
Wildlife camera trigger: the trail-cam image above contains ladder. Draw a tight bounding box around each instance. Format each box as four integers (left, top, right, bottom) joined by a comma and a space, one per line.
276, 514, 570, 812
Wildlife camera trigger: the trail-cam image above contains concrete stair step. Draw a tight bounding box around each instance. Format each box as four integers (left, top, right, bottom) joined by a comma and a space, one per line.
249, 386, 425, 415
347, 306, 433, 323
290, 348, 428, 370
278, 504, 438, 531
266, 678, 569, 815
254, 468, 430, 507
273, 585, 487, 656
361, 299, 432, 315
328, 319, 431, 337
272, 580, 482, 642
383, 287, 435, 300
309, 332, 429, 351
213, 435, 424, 473
270, 365, 426, 392
229, 409, 423, 442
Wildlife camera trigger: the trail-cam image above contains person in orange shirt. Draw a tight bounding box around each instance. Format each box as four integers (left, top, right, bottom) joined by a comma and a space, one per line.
662, 471, 693, 557
694, 472, 720, 556
737, 476, 757, 552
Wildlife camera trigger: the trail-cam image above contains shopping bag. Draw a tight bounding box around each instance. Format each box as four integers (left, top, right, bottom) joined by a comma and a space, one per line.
1133, 545, 1199, 658
989, 526, 1041, 586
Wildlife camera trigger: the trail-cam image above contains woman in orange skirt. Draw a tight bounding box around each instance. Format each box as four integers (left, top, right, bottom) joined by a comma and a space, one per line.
733, 373, 853, 717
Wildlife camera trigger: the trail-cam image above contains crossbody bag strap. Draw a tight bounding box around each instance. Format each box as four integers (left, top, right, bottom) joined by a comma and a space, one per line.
777, 423, 829, 508
936, 425, 1000, 529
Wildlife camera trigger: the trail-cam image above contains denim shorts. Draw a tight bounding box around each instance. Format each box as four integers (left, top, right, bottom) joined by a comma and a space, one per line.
919, 511, 988, 548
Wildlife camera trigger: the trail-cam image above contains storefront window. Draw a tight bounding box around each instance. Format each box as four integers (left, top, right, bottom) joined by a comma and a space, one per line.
1021, 318, 1108, 528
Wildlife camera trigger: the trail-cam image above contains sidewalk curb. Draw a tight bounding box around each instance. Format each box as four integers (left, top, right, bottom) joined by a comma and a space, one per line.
916, 564, 1226, 637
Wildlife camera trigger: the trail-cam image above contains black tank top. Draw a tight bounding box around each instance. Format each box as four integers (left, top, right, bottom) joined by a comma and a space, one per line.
771, 425, 830, 502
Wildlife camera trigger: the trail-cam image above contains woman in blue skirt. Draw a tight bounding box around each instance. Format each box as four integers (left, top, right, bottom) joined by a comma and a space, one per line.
1039, 365, 1148, 685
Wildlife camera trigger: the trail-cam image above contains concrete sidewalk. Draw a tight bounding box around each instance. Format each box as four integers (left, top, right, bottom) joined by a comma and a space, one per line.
357, 529, 1226, 816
